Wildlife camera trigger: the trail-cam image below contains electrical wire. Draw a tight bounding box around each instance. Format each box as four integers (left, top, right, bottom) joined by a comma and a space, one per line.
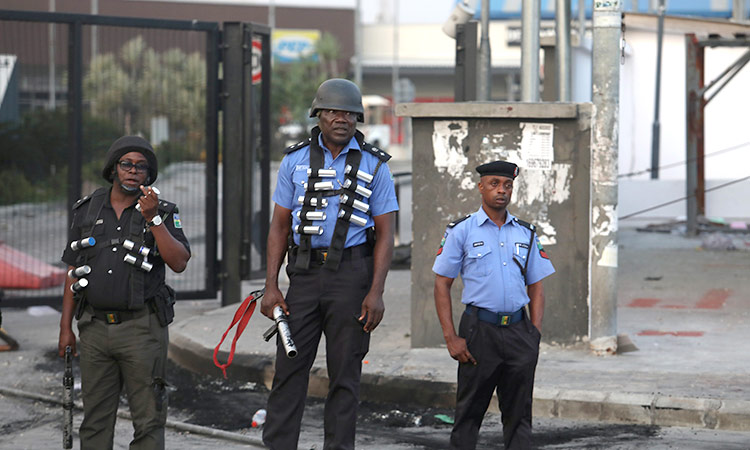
618, 141, 750, 179
620, 174, 750, 220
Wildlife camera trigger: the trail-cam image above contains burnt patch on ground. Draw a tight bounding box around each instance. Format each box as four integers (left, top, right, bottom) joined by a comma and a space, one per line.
166, 360, 269, 430
533, 422, 660, 448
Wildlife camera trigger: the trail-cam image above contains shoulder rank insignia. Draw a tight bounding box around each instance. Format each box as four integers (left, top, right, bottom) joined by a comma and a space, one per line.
513, 217, 536, 232
284, 138, 311, 154
72, 195, 91, 210
362, 142, 391, 162
447, 214, 471, 229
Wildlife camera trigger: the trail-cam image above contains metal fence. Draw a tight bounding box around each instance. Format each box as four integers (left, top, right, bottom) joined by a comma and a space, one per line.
0, 10, 220, 306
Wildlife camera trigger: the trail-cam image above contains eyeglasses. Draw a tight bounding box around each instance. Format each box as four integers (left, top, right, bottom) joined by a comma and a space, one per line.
118, 160, 149, 173
322, 109, 357, 121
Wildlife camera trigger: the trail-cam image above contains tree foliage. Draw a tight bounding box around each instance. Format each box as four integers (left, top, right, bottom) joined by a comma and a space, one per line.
270, 32, 344, 151
0, 109, 120, 205
84, 36, 206, 161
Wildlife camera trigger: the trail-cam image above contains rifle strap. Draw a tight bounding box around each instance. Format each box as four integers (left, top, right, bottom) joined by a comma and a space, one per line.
212, 289, 264, 378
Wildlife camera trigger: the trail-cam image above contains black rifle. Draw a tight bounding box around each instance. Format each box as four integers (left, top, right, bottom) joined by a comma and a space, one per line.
63, 346, 74, 449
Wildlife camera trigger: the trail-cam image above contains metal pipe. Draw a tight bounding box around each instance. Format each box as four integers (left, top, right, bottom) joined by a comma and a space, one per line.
478, 0, 491, 100
555, 0, 571, 101
589, 0, 621, 353
734, 0, 747, 22
48, 0, 56, 110
521, 0, 541, 102
268, 0, 275, 28
578, 0, 585, 43
703, 49, 750, 104
685, 34, 704, 235
91, 0, 98, 58
0, 385, 265, 447
354, 0, 362, 86
391, 0, 400, 143
67, 19, 83, 223
650, 0, 665, 179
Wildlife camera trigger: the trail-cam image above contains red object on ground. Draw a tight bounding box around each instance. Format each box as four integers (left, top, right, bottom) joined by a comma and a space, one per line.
0, 242, 66, 289
638, 330, 705, 337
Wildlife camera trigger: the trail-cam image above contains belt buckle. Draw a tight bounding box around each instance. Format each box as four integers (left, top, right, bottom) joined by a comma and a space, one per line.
106, 313, 121, 324
499, 315, 510, 326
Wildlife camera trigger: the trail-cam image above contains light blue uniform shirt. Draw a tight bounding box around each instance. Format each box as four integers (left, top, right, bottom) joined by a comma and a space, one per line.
272, 133, 399, 248
432, 207, 555, 313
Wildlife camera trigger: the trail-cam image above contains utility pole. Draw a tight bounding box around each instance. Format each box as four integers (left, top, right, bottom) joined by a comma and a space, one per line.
91, 0, 98, 58
650, 0, 665, 179
521, 0, 541, 101
48, 0, 56, 110
589, 0, 621, 355
478, 0, 491, 100
391, 0, 400, 144
733, 0, 747, 22
354, 0, 362, 86
268, 0, 275, 28
555, 0, 571, 101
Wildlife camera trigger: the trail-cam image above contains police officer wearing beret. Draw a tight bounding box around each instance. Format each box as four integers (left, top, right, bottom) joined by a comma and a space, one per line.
261, 79, 399, 449
58, 136, 191, 450
433, 161, 555, 449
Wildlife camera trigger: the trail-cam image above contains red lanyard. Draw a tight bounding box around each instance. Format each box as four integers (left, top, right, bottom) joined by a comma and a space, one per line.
213, 288, 264, 378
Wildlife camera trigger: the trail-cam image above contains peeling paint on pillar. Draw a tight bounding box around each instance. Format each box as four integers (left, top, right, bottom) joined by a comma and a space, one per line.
590, 0, 622, 348
432, 120, 469, 178
399, 102, 593, 347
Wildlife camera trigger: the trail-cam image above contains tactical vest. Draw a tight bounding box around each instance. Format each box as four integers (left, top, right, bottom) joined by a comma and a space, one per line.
72, 187, 175, 310
287, 126, 390, 271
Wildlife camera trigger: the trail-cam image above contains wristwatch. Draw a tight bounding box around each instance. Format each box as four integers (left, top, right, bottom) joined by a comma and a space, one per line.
148, 215, 163, 227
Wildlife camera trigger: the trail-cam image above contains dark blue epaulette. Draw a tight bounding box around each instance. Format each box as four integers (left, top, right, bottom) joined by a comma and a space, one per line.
72, 188, 106, 210
157, 199, 178, 215
362, 142, 391, 162
72, 195, 91, 210
447, 214, 472, 229
284, 138, 311, 154
513, 217, 536, 232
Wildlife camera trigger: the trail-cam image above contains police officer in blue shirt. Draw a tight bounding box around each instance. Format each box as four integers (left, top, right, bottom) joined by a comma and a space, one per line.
433, 160, 555, 450
261, 78, 399, 450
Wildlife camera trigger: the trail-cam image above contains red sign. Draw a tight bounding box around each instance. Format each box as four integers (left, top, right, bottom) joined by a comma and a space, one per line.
252, 39, 262, 84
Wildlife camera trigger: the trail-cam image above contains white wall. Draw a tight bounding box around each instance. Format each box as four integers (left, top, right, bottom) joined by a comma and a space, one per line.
618, 27, 750, 220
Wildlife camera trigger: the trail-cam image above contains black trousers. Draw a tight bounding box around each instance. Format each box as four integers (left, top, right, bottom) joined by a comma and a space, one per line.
451, 310, 541, 450
263, 247, 372, 450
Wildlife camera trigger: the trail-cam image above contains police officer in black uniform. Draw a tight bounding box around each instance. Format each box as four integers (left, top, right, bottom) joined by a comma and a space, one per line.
58, 135, 191, 450
261, 79, 399, 449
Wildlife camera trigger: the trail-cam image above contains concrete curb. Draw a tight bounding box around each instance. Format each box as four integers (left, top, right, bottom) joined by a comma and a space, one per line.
533, 387, 750, 432
169, 326, 750, 432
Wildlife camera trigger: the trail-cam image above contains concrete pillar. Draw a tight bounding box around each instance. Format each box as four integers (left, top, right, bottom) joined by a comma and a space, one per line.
589, 0, 621, 355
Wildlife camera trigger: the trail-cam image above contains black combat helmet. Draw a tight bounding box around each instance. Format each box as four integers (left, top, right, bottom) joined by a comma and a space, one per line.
101, 135, 158, 185
309, 78, 365, 123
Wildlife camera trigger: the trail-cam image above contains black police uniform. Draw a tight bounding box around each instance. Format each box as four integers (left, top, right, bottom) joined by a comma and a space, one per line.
61, 187, 189, 450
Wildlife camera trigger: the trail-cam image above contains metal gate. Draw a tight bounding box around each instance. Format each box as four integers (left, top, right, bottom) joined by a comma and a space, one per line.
0, 10, 271, 307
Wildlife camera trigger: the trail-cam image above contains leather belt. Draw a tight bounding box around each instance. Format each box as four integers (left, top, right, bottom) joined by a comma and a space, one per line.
465, 305, 524, 327
87, 305, 150, 324
290, 243, 372, 265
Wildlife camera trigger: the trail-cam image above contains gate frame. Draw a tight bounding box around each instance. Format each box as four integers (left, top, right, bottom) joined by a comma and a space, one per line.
0, 10, 221, 305
220, 22, 272, 306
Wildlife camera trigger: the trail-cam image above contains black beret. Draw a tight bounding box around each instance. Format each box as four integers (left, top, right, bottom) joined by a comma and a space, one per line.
476, 161, 519, 179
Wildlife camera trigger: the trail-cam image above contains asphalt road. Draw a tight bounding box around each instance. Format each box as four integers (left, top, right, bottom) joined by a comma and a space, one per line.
2, 304, 749, 449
